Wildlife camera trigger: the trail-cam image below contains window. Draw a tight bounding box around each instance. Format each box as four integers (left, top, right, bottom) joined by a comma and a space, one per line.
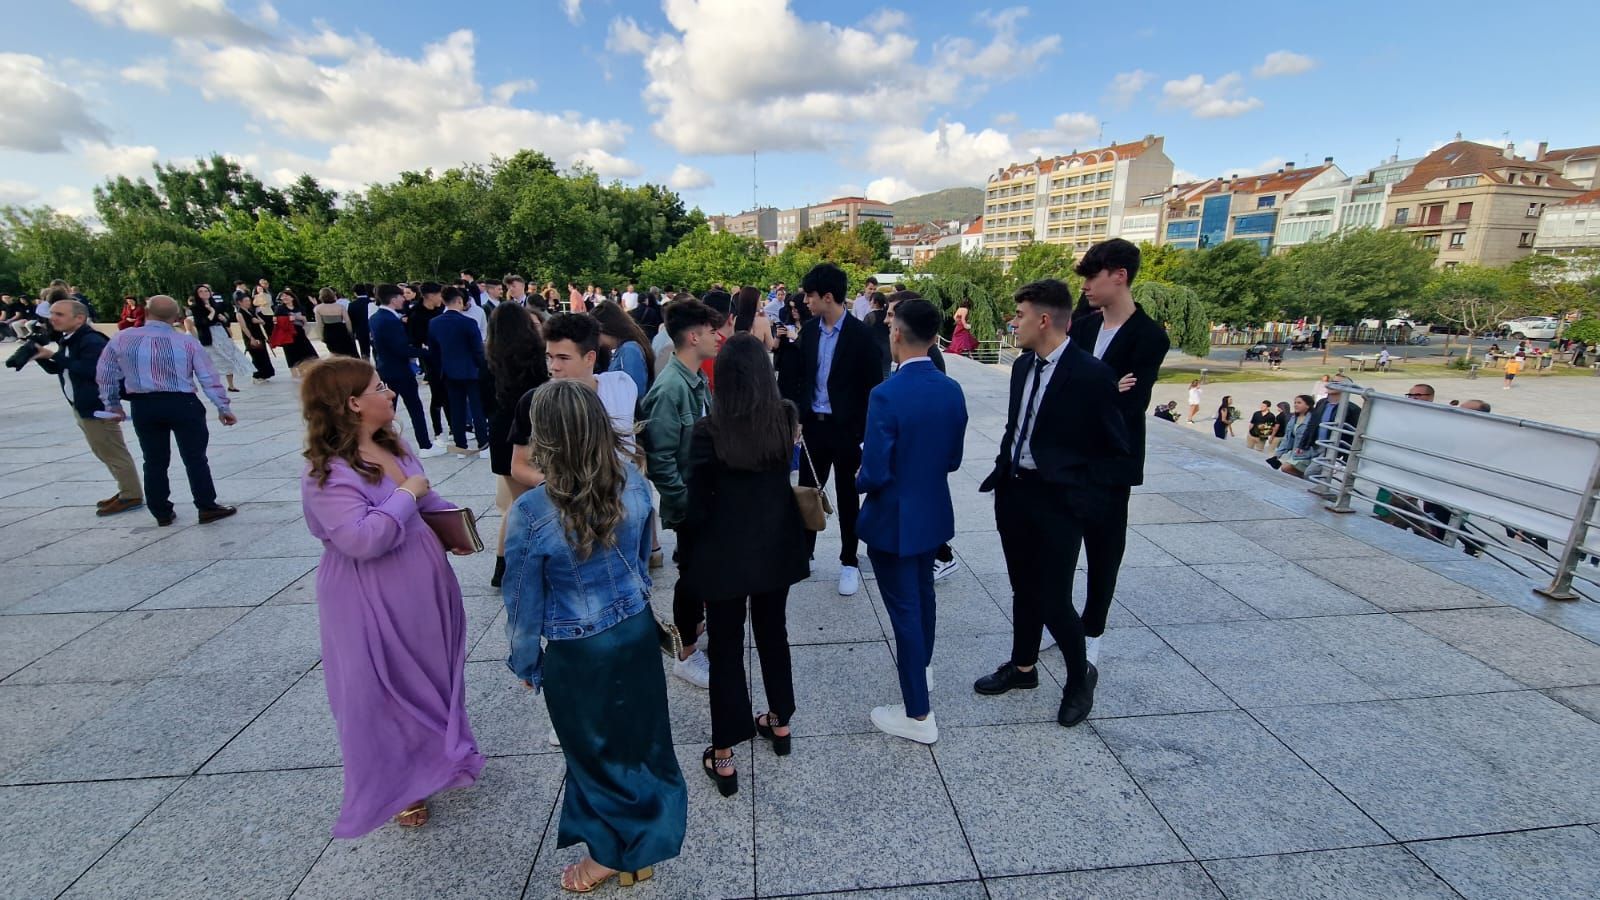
1527, 203, 1543, 217
1394, 208, 1410, 225
1443, 261, 1459, 269
1445, 176, 1479, 188
1421, 234, 1440, 249
1519, 232, 1533, 247
1257, 196, 1276, 208
1449, 232, 1465, 249
1423, 204, 1444, 226
1455, 202, 1473, 221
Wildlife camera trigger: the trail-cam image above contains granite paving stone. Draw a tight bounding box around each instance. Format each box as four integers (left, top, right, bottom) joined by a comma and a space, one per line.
1126, 493, 1212, 525
986, 863, 1222, 899
1298, 555, 1500, 612
784, 883, 989, 900
0, 681, 137, 777
166, 603, 322, 677
4, 606, 246, 684
265, 565, 319, 604
1095, 710, 1388, 859
874, 565, 1013, 637
137, 556, 319, 608
1164, 490, 1303, 522
0, 778, 182, 900
463, 660, 560, 758
1294, 613, 1522, 699
1036, 626, 1236, 720
918, 631, 1062, 729
1406, 826, 1600, 900
62, 769, 340, 900
1134, 523, 1281, 565
935, 723, 1191, 876
201, 671, 341, 774
1201, 846, 1458, 900
1399, 606, 1600, 688
783, 578, 890, 645
1192, 562, 1380, 619
1105, 565, 1267, 626
1155, 620, 1384, 708
750, 640, 899, 739
1545, 684, 1600, 722
0, 611, 112, 678
1255, 691, 1600, 840
0, 563, 96, 612
1222, 518, 1409, 560
6, 558, 214, 614
754, 732, 977, 895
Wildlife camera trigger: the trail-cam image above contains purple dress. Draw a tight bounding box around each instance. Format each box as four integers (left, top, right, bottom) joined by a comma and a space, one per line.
301, 452, 485, 838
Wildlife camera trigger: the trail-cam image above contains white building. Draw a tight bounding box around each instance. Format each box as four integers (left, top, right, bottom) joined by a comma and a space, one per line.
1273, 156, 1418, 251
1534, 189, 1600, 257
960, 217, 984, 254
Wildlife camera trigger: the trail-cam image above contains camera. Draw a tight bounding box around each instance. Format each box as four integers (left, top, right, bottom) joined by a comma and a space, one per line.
5, 328, 54, 371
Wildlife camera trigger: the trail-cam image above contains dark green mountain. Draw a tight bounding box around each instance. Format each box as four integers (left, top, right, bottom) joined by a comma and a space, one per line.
889, 187, 983, 224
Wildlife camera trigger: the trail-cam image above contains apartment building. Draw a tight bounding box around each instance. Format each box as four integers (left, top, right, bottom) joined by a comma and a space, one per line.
1388, 140, 1583, 267
717, 207, 778, 243
806, 196, 894, 231
1537, 143, 1599, 190
1162, 160, 1345, 253
1534, 189, 1600, 257
774, 206, 810, 250
982, 134, 1174, 264
1273, 156, 1420, 252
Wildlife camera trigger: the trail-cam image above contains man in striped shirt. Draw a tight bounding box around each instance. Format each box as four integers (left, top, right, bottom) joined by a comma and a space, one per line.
97, 295, 240, 527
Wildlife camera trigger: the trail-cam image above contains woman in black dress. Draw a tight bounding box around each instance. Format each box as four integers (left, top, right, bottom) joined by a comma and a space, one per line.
314, 287, 359, 357
630, 289, 664, 339
485, 303, 549, 587
236, 293, 276, 381
274, 289, 320, 375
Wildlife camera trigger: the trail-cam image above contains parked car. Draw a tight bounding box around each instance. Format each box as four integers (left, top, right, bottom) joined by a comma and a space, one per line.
1499, 316, 1560, 340
1359, 317, 1424, 330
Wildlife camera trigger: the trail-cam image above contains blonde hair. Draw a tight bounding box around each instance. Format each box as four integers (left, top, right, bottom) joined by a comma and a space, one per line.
527, 380, 628, 559
301, 357, 404, 486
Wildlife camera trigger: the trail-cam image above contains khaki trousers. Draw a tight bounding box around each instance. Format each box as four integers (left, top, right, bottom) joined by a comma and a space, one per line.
76, 415, 143, 500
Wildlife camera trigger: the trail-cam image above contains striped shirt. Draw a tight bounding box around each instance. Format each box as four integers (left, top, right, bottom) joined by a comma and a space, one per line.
97, 321, 231, 413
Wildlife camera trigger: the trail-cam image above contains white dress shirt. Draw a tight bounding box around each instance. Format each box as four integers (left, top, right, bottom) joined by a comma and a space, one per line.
1016, 337, 1069, 471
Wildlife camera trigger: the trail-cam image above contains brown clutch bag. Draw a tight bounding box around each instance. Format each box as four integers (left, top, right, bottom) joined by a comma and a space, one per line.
421, 507, 484, 554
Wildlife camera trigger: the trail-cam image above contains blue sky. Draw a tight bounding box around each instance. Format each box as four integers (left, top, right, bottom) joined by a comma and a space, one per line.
3, 0, 1597, 220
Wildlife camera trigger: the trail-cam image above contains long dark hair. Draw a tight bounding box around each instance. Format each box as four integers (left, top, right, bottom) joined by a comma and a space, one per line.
734, 286, 761, 333
591, 300, 656, 383
487, 302, 548, 409
708, 333, 796, 471
189, 286, 214, 346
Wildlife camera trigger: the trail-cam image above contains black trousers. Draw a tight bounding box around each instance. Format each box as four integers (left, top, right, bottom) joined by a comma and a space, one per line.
798, 416, 862, 566
422, 360, 454, 437
996, 473, 1114, 690
672, 562, 703, 653
445, 378, 488, 450
1079, 484, 1132, 638
128, 392, 219, 521
705, 588, 795, 748
388, 374, 433, 450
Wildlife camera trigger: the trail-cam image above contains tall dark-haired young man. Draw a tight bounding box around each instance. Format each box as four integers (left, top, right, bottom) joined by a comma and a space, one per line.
371, 283, 446, 458
348, 283, 373, 359
428, 286, 490, 459
974, 278, 1131, 727
1040, 237, 1172, 666
778, 263, 884, 597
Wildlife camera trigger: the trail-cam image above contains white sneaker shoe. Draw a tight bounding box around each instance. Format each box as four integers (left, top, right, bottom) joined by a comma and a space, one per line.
839, 565, 861, 597
870, 704, 938, 744
454, 451, 467, 460
548, 730, 561, 747
932, 558, 960, 581
417, 444, 448, 459
808, 557, 816, 575
672, 649, 711, 689
477, 447, 491, 459
1086, 635, 1102, 666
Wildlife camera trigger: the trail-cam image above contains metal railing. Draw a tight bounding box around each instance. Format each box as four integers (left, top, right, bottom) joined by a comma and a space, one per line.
1306, 383, 1600, 601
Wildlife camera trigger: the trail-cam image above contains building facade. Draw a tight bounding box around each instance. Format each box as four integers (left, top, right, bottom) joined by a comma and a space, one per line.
1161, 160, 1345, 253
721, 208, 778, 243
1388, 140, 1583, 267
1534, 189, 1600, 257
982, 134, 1174, 265
774, 206, 810, 251
1538, 143, 1599, 191
1272, 157, 1420, 252
960, 216, 984, 254
806, 196, 893, 231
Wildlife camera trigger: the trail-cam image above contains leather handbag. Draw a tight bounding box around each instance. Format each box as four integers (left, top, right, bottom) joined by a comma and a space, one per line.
792, 436, 833, 532
421, 507, 484, 554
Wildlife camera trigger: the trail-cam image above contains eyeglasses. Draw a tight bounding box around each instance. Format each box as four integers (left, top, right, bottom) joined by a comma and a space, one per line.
359, 382, 391, 397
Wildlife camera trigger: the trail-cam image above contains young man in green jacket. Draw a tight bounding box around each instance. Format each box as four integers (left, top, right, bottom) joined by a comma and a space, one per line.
642, 298, 721, 687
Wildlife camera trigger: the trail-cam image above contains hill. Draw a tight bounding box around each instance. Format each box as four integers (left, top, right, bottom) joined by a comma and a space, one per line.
889, 187, 983, 225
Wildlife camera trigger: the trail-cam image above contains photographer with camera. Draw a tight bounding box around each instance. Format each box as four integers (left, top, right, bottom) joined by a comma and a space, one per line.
24, 291, 144, 515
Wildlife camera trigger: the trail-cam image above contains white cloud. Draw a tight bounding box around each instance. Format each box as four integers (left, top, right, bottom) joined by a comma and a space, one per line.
1019, 112, 1101, 155
50, 186, 92, 218
119, 58, 170, 90
992, 112, 1018, 126
1253, 50, 1314, 78
864, 121, 1018, 196
1217, 156, 1287, 179
668, 164, 714, 191
575, 148, 643, 178
1172, 168, 1200, 184
1161, 72, 1262, 118
1106, 69, 1153, 108
0, 53, 111, 152
935, 7, 1061, 81
862, 9, 908, 33
257, 1, 278, 26
562, 0, 583, 25
0, 180, 41, 206
865, 176, 918, 203
71, 0, 266, 42
81, 142, 160, 178
490, 79, 538, 105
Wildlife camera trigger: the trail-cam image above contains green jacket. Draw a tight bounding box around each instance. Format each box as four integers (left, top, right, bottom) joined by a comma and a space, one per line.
642, 355, 710, 528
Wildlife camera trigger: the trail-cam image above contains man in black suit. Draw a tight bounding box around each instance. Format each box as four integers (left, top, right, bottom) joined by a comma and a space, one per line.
974, 278, 1131, 727
1046, 239, 1171, 665
371, 284, 446, 458
778, 263, 884, 597
348, 283, 373, 359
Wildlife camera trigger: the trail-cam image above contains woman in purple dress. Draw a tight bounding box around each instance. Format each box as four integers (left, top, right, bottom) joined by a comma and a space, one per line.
300, 356, 485, 838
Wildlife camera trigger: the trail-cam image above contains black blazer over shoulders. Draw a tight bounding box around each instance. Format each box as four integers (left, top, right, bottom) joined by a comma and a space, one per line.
778, 313, 883, 439
981, 344, 1132, 490
679, 421, 810, 601
1070, 304, 1170, 485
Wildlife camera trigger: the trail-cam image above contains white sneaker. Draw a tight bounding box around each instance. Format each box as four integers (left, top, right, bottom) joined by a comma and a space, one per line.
477, 447, 491, 459
932, 558, 960, 581
839, 565, 861, 597
455, 451, 467, 460
808, 557, 816, 575
417, 444, 448, 459
1085, 635, 1102, 666
548, 730, 561, 747
870, 705, 938, 744
672, 649, 711, 689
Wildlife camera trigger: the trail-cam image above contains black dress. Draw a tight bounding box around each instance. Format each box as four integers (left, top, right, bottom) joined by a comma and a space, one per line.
275, 303, 320, 368
238, 303, 276, 380
317, 307, 360, 357
487, 367, 547, 477
631, 302, 663, 339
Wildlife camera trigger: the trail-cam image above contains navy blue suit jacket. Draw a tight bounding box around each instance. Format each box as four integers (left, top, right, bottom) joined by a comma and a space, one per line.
427, 309, 486, 381
369, 307, 415, 383
855, 359, 968, 556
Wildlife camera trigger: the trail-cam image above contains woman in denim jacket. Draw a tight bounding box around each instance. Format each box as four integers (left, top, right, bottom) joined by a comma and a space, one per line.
502, 380, 686, 894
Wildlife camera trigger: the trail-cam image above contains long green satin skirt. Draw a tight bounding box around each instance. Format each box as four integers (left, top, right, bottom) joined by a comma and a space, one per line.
544, 610, 687, 872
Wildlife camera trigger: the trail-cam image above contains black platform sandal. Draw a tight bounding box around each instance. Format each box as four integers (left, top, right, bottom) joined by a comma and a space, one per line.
702, 746, 737, 796
755, 712, 791, 756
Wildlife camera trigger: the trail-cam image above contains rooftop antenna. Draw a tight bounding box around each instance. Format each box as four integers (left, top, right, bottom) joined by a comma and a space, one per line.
752, 151, 758, 210
1098, 121, 1108, 144
1393, 137, 1401, 163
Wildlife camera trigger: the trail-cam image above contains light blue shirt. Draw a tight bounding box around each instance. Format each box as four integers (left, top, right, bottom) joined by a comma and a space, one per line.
812, 314, 843, 414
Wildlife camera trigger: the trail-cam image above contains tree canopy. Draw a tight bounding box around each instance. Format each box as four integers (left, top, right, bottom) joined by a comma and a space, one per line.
1277, 228, 1434, 324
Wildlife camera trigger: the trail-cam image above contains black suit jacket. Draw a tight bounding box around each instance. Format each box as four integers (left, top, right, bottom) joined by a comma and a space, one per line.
348, 296, 372, 338
34, 325, 109, 418
1070, 304, 1170, 485
778, 312, 883, 439
980, 342, 1132, 491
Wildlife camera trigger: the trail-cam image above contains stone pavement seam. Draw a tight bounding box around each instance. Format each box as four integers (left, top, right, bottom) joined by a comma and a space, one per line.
49, 776, 188, 899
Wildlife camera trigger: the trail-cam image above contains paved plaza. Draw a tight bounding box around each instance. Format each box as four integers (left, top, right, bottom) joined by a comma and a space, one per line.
3, 356, 1600, 900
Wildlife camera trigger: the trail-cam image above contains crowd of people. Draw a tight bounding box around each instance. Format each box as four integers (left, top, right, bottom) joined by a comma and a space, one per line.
12, 239, 1171, 893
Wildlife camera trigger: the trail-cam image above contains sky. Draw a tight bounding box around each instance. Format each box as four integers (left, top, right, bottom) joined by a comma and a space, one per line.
3, 0, 1598, 221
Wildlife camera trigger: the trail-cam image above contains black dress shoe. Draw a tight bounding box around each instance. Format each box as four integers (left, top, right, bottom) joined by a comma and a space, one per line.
491, 555, 506, 588
156, 514, 177, 527
973, 662, 1040, 695
1057, 664, 1098, 727
198, 505, 238, 524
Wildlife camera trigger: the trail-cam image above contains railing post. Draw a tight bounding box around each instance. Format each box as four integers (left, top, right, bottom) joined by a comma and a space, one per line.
1536, 445, 1600, 602
1308, 388, 1354, 499
1327, 389, 1372, 514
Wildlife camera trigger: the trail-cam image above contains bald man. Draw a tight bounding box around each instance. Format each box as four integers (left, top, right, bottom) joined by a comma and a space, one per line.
30, 291, 143, 515
97, 294, 239, 526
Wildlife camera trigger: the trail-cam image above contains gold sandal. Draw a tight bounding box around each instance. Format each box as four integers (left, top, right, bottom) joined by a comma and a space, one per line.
394, 801, 429, 828
560, 859, 654, 893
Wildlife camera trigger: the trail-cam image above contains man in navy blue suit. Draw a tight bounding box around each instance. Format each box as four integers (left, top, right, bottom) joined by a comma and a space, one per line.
857, 298, 968, 744
427, 286, 490, 459
370, 283, 445, 458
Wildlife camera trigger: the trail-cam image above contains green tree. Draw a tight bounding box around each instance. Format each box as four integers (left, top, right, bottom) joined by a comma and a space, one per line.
915, 246, 1008, 303
2, 207, 108, 313
855, 220, 891, 269
1564, 317, 1600, 345
1419, 265, 1518, 360
917, 273, 1010, 346
763, 246, 875, 298
1133, 281, 1210, 357
1279, 228, 1433, 324
286, 173, 338, 225
1137, 241, 1187, 284
1173, 239, 1283, 326
636, 225, 768, 290
790, 221, 874, 267
1006, 240, 1078, 293
96, 154, 289, 229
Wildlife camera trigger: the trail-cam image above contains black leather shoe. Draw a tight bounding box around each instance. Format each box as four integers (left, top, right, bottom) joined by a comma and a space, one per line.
198, 505, 237, 524
1057, 664, 1098, 727
155, 514, 177, 527
491, 555, 506, 588
974, 662, 1040, 695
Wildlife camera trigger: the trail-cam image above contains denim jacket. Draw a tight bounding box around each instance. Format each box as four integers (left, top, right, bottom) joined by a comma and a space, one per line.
501, 466, 655, 689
